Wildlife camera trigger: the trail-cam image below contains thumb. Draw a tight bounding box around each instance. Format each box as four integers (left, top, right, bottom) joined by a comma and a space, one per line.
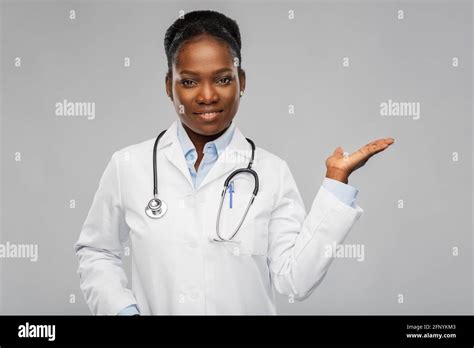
333, 146, 344, 157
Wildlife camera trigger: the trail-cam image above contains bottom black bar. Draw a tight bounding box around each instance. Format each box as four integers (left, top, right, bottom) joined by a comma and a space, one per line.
0, 315, 472, 346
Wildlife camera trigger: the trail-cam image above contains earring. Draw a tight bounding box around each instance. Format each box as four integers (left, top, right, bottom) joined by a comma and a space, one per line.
239, 90, 244, 97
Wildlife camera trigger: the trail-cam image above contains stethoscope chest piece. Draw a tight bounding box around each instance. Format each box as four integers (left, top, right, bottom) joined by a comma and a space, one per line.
145, 197, 168, 219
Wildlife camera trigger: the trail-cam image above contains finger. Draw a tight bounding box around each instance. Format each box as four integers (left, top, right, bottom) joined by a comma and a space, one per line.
333, 146, 344, 157
350, 138, 394, 163
364, 138, 394, 154
334, 146, 351, 161
363, 138, 395, 148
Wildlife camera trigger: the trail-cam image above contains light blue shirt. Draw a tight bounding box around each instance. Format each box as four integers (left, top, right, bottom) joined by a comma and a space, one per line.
118, 122, 359, 315
177, 120, 236, 189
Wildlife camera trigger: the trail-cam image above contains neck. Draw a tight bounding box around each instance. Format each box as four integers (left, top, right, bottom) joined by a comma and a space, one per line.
182, 122, 231, 154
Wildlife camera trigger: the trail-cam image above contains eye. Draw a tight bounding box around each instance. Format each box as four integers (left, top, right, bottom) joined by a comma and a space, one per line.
217, 76, 232, 85
180, 79, 196, 87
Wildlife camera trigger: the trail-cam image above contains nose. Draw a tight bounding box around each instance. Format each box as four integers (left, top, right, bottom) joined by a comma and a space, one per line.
196, 81, 219, 104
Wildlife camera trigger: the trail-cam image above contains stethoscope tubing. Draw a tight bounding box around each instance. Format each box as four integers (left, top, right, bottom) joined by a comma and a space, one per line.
147, 127, 259, 242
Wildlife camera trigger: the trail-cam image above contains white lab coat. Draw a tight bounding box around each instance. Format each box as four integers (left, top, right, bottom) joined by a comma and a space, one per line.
74, 120, 364, 315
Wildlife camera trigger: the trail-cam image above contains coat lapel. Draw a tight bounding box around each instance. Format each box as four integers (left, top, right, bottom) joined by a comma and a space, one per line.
157, 121, 195, 189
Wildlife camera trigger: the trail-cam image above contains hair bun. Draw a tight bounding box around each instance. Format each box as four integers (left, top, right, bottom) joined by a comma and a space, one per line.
164, 10, 242, 75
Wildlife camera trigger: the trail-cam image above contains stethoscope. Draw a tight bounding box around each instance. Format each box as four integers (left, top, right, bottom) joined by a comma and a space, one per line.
145, 129, 259, 242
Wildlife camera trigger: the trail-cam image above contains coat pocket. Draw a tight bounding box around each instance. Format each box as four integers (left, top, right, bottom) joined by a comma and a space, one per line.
217, 193, 269, 256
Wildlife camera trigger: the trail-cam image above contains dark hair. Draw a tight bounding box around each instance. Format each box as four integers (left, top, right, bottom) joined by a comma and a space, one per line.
164, 10, 242, 77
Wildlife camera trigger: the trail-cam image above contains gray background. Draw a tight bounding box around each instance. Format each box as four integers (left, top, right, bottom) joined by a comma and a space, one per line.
0, 0, 472, 314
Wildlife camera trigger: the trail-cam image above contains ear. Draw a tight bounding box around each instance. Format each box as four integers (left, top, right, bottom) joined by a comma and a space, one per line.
165, 73, 173, 100
238, 68, 246, 93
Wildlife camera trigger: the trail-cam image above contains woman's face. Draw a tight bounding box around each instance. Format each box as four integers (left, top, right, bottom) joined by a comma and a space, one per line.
166, 34, 246, 136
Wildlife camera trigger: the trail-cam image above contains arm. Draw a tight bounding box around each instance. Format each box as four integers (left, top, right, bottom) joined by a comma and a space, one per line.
268, 137, 394, 300
322, 177, 359, 208
267, 161, 363, 301
74, 152, 139, 315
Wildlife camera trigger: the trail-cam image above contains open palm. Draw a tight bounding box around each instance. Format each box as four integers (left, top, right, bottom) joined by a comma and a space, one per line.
325, 138, 395, 183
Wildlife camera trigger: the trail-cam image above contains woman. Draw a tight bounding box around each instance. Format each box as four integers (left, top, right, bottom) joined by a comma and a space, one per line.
74, 10, 394, 315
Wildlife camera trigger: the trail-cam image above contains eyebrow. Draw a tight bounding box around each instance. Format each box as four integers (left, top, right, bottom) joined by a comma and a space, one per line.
179, 67, 233, 75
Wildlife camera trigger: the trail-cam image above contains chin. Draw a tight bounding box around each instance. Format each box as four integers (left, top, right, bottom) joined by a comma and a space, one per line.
186, 117, 229, 135
195, 123, 225, 136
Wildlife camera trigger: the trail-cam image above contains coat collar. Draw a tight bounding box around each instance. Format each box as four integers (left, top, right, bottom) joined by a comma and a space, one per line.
156, 120, 253, 191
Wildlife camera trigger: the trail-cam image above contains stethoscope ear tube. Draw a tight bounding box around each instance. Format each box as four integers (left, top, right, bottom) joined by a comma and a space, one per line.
215, 188, 256, 242
223, 168, 259, 196
215, 163, 259, 241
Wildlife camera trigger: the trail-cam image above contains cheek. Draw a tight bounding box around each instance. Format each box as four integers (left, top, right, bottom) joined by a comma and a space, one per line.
173, 90, 194, 109
221, 88, 239, 104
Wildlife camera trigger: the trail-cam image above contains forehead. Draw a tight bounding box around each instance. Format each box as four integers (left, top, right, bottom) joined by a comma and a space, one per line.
174, 35, 235, 73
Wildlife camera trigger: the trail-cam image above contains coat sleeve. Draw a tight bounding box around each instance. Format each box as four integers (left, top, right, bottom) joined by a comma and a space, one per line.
267, 160, 364, 301
74, 151, 138, 315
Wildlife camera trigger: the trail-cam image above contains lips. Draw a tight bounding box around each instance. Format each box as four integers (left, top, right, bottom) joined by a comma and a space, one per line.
193, 110, 224, 116
193, 109, 224, 118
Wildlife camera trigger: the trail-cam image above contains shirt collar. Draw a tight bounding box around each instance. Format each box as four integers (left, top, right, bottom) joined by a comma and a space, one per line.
176, 120, 236, 158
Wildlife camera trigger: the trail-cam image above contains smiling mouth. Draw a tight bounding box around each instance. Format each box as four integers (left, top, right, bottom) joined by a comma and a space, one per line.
193, 110, 224, 118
